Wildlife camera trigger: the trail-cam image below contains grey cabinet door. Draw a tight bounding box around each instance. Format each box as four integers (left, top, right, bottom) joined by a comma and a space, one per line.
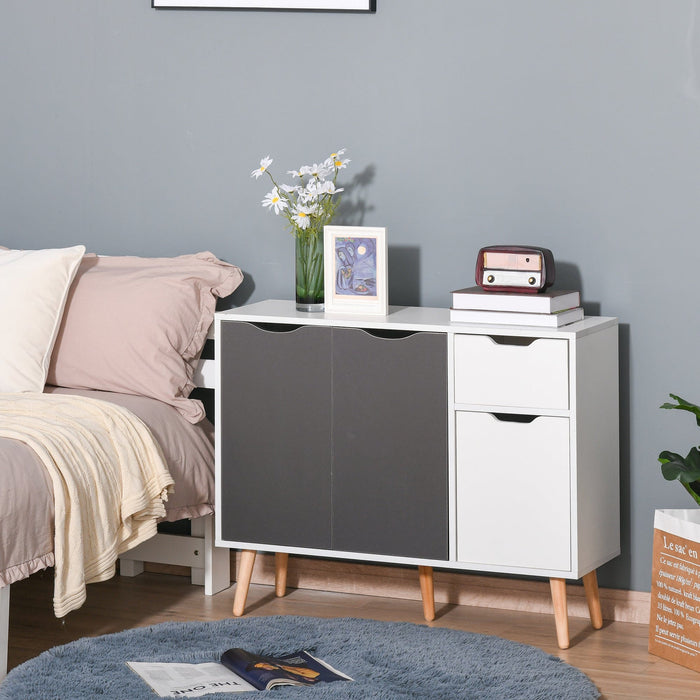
219, 321, 332, 550
331, 328, 448, 560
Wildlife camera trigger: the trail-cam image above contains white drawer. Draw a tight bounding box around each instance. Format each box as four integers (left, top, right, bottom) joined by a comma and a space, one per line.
453, 334, 569, 410
455, 411, 571, 571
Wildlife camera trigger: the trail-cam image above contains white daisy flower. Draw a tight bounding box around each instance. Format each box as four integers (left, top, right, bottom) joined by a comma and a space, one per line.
251, 155, 273, 179
333, 157, 350, 170
330, 148, 346, 159
306, 162, 330, 179
292, 205, 313, 229
294, 180, 319, 205
287, 169, 303, 179
319, 181, 343, 195
261, 187, 288, 215
298, 190, 316, 206
304, 180, 322, 197
280, 183, 301, 194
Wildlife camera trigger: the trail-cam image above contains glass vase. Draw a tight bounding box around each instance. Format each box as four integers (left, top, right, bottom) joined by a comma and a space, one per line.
295, 231, 324, 312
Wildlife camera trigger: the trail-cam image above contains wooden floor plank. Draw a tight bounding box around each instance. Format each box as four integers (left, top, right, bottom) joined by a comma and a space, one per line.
5, 571, 696, 699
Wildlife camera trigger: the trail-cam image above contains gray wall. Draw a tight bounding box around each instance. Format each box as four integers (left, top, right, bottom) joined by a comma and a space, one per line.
2, 0, 700, 592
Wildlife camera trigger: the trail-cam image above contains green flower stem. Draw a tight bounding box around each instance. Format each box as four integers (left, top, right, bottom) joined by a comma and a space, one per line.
295, 231, 324, 305
308, 255, 323, 297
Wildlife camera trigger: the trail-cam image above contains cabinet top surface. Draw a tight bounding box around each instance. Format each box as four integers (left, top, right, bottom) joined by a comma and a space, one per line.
216, 299, 617, 338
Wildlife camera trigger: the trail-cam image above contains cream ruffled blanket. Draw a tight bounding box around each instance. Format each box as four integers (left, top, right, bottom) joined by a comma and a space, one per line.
0, 392, 174, 617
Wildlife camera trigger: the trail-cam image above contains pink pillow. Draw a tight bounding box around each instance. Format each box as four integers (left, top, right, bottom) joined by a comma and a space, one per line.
48, 252, 243, 423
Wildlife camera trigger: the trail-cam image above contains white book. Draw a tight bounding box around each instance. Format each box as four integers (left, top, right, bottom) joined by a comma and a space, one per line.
451, 286, 581, 313
449, 306, 584, 328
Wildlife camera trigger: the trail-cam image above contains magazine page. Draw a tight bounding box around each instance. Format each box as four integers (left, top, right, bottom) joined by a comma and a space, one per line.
127, 661, 256, 697
220, 648, 353, 690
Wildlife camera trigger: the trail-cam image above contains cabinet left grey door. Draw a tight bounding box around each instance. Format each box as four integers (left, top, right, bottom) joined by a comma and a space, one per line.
219, 321, 333, 550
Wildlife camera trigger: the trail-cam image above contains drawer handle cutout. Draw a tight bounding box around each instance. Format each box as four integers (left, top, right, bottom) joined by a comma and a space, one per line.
490, 336, 538, 347
492, 413, 538, 423
249, 322, 304, 333
356, 328, 421, 340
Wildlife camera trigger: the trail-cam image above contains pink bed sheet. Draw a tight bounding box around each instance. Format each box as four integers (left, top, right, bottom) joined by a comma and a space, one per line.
0, 387, 215, 587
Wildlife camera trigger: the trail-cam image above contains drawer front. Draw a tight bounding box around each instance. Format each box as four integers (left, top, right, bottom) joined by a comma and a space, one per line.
454, 334, 569, 410
455, 411, 571, 571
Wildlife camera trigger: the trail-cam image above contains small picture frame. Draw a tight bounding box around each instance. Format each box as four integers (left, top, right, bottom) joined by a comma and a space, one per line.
324, 225, 388, 315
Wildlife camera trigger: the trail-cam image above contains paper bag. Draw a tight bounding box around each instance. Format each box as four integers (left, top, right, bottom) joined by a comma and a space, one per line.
648, 509, 700, 672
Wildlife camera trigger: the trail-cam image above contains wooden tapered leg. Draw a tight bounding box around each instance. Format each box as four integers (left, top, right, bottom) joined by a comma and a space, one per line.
582, 569, 603, 629
233, 549, 257, 617
549, 577, 570, 649
275, 552, 289, 597
418, 566, 435, 622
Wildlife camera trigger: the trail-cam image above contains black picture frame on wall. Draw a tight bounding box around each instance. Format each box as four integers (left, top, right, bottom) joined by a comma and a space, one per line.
152, 0, 375, 10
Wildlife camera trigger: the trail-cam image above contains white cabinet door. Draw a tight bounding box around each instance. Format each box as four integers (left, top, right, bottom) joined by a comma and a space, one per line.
455, 411, 571, 572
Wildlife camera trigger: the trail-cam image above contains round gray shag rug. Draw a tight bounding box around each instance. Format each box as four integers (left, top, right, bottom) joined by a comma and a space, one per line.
0, 616, 599, 699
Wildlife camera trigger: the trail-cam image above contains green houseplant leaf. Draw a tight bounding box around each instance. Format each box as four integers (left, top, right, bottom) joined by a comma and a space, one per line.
658, 394, 700, 507
660, 393, 700, 426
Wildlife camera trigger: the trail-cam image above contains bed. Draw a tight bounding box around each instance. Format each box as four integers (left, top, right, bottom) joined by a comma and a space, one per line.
0, 246, 243, 679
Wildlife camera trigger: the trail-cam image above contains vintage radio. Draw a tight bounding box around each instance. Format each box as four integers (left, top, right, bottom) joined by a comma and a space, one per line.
475, 245, 555, 293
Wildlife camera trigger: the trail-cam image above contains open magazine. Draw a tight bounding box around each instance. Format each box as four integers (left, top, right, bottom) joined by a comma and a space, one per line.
220, 648, 353, 690
127, 661, 256, 697
127, 649, 351, 697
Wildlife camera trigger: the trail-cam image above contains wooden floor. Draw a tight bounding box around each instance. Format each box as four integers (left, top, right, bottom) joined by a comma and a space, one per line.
6, 570, 697, 699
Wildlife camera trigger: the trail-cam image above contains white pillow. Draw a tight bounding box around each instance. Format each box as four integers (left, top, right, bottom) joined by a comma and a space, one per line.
0, 245, 86, 392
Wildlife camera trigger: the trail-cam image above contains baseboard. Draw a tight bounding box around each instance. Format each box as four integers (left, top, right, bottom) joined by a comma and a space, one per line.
148, 552, 651, 625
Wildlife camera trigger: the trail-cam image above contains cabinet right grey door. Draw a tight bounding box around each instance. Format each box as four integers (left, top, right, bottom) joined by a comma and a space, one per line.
331, 328, 448, 560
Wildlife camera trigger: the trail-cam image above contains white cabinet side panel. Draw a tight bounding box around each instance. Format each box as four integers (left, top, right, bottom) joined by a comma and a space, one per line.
573, 325, 620, 574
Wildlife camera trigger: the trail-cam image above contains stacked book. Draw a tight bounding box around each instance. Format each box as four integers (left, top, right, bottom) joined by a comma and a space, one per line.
450, 286, 583, 327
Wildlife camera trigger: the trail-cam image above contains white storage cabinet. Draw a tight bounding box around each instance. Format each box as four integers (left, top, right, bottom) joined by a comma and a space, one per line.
215, 300, 619, 649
